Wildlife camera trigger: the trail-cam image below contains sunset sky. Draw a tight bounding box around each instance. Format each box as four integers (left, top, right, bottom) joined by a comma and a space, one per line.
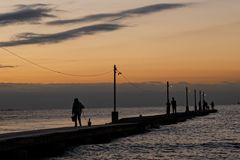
1, 0, 239, 85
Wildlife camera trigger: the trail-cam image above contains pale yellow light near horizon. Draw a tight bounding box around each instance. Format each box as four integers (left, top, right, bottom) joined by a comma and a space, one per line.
1, 0, 240, 84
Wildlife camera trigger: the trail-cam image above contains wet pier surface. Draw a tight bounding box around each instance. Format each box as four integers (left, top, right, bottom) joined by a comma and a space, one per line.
0, 109, 217, 160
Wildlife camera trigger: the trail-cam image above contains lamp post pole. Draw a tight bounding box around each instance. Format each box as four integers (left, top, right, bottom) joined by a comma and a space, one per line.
186, 87, 189, 112
114, 65, 116, 112
112, 65, 118, 123
166, 81, 170, 114
203, 92, 205, 110
194, 89, 197, 111
199, 90, 202, 110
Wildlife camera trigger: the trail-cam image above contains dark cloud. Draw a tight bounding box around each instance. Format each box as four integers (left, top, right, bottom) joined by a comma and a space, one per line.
177, 82, 190, 85
47, 3, 187, 25
14, 4, 49, 10
149, 81, 164, 85
222, 81, 232, 84
0, 64, 16, 68
0, 3, 187, 46
222, 81, 240, 85
0, 4, 55, 26
0, 24, 124, 46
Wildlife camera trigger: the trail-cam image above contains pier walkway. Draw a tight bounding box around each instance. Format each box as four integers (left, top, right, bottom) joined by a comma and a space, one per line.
0, 109, 217, 160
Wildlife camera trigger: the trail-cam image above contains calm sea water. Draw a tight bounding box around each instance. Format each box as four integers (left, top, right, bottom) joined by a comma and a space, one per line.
0, 106, 168, 134
0, 105, 239, 159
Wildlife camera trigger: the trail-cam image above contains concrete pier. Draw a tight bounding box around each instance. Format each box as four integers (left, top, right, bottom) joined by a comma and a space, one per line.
0, 109, 217, 160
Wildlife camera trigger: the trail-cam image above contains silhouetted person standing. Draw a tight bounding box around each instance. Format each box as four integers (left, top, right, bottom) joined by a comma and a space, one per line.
211, 101, 215, 110
72, 98, 85, 127
171, 97, 177, 114
203, 100, 206, 110
206, 101, 209, 110
203, 100, 209, 110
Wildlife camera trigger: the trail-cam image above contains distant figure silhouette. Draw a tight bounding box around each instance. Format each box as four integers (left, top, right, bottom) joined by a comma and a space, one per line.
206, 102, 209, 110
203, 101, 209, 110
203, 100, 206, 110
171, 97, 177, 114
88, 118, 92, 127
72, 98, 85, 127
211, 101, 215, 110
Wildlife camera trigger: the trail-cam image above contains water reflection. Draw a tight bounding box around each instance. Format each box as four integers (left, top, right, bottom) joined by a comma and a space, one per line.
0, 106, 165, 134
1, 105, 239, 160
44, 105, 239, 160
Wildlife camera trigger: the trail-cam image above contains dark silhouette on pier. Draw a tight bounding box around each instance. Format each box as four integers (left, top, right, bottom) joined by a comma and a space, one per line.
203, 100, 206, 110
72, 98, 85, 127
166, 101, 171, 114
211, 101, 215, 110
171, 97, 177, 113
203, 100, 209, 110
198, 101, 202, 110
205, 101, 208, 110
194, 89, 197, 111
185, 87, 189, 112
166, 82, 171, 114
88, 118, 92, 127
112, 65, 120, 123
199, 91, 202, 110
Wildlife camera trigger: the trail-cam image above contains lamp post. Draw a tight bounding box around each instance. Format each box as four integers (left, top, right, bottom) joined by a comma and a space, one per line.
202, 92, 205, 110
166, 81, 170, 114
199, 90, 202, 110
112, 65, 118, 123
186, 87, 189, 112
194, 89, 197, 111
